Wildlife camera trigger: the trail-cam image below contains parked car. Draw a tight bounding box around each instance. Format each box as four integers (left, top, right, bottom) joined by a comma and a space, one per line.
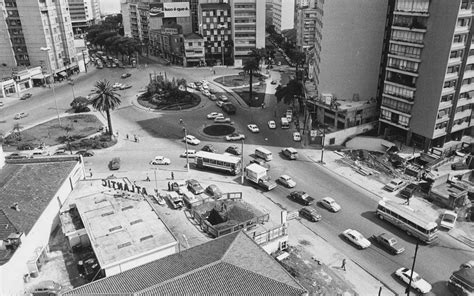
201, 144, 217, 153
440, 210, 457, 230
119, 84, 132, 90
206, 184, 223, 199
278, 175, 296, 188
216, 100, 224, 108
293, 132, 301, 142
30, 280, 62, 296
219, 95, 229, 102
299, 207, 321, 222
247, 124, 260, 133
384, 178, 405, 192
76, 150, 94, 157
14, 112, 28, 120
187, 82, 196, 89
6, 153, 28, 160
250, 158, 270, 170
222, 102, 236, 114
109, 157, 121, 170
209, 94, 217, 101
451, 162, 469, 170
214, 116, 231, 123
395, 268, 432, 294
209, 88, 217, 94
183, 135, 200, 145
0, 101, 4, 107
121, 73, 131, 78
225, 133, 245, 141
342, 229, 371, 249
268, 120, 276, 129
151, 155, 171, 165
20, 93, 32, 100
180, 149, 197, 158
371, 233, 405, 255
400, 183, 418, 199
225, 145, 241, 155
288, 191, 314, 206
320, 197, 341, 212
207, 112, 223, 119
187, 179, 204, 194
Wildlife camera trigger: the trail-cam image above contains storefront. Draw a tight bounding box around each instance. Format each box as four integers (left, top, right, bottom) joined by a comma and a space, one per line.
0, 79, 17, 98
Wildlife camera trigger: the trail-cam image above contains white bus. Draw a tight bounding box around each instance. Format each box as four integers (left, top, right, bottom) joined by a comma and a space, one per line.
281, 117, 290, 129
376, 201, 438, 244
195, 151, 242, 175
255, 147, 273, 161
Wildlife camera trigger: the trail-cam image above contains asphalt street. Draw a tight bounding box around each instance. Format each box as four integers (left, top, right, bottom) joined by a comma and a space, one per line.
1, 62, 471, 296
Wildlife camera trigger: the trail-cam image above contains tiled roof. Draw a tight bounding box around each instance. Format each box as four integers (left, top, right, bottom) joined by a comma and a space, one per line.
64, 232, 307, 295
0, 209, 19, 265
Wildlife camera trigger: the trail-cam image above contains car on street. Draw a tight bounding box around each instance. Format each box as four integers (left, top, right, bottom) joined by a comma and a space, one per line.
121, 73, 131, 79
180, 149, 196, 158
293, 132, 301, 142
207, 112, 223, 119
30, 280, 62, 296
268, 120, 276, 129
120, 84, 132, 90
214, 116, 231, 123
0, 101, 4, 107
247, 124, 260, 133
400, 183, 418, 199
271, 80, 277, 85
225, 132, 245, 141
20, 93, 32, 100
209, 88, 217, 94
6, 153, 28, 160
225, 145, 241, 155
278, 175, 296, 188
395, 267, 432, 294
187, 179, 204, 195
440, 210, 457, 230
384, 178, 405, 192
184, 135, 200, 145
187, 82, 196, 89
194, 81, 202, 87
299, 207, 321, 222
109, 157, 121, 170
216, 100, 224, 108
76, 150, 94, 157
320, 197, 341, 212
205, 184, 223, 199
201, 144, 217, 153
14, 112, 28, 120
288, 191, 314, 206
342, 229, 371, 249
371, 233, 405, 255
112, 82, 123, 90
219, 95, 228, 102
281, 147, 298, 160
209, 94, 217, 101
202, 90, 211, 97
150, 155, 171, 165
250, 158, 270, 170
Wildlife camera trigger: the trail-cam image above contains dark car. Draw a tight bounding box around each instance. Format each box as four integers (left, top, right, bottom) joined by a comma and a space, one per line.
400, 183, 418, 199
222, 103, 236, 114
109, 157, 121, 170
20, 93, 32, 100
250, 158, 270, 170
202, 144, 217, 153
225, 145, 241, 156
371, 233, 405, 255
76, 150, 95, 157
30, 280, 62, 296
205, 184, 223, 199
121, 73, 131, 78
299, 207, 321, 222
289, 191, 315, 206
451, 162, 469, 170
5, 153, 28, 160
187, 179, 204, 195
17, 143, 35, 150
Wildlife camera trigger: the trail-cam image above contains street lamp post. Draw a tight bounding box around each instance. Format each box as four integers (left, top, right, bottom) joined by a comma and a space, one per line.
241, 139, 244, 184
81, 49, 87, 73
218, 24, 226, 66
68, 79, 76, 99
180, 120, 190, 172
40, 47, 61, 127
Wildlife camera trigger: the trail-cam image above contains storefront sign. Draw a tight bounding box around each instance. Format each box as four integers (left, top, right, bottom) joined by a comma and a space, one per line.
101, 179, 148, 195
163, 2, 190, 17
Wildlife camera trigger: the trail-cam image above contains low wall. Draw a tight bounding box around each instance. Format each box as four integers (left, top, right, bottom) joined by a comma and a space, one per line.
320, 122, 378, 146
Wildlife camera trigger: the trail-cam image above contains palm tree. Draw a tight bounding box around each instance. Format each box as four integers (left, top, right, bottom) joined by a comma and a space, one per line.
243, 58, 260, 102
90, 80, 121, 136
249, 48, 266, 70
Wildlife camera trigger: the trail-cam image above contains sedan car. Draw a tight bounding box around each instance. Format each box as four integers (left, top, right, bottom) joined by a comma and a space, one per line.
268, 120, 276, 129
180, 149, 196, 158
30, 280, 62, 296
342, 229, 371, 249
225, 145, 241, 156
20, 93, 32, 100
440, 210, 457, 230
395, 268, 432, 294
187, 82, 196, 89
121, 73, 131, 78
119, 84, 132, 90
216, 100, 224, 108
214, 116, 231, 123
371, 233, 405, 255
206, 184, 223, 199
76, 150, 94, 157
151, 156, 171, 165
299, 207, 321, 222
219, 95, 229, 102
225, 133, 245, 141
384, 178, 405, 192
187, 179, 204, 195
320, 197, 341, 212
247, 124, 260, 133
201, 144, 217, 153
14, 112, 28, 120
184, 135, 200, 145
207, 112, 223, 119
288, 191, 314, 206
278, 175, 296, 188
293, 132, 301, 142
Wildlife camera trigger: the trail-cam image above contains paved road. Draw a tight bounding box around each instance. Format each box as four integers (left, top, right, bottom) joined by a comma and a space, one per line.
1, 61, 471, 295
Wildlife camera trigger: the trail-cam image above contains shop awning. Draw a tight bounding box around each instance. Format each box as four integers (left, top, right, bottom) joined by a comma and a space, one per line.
31, 73, 50, 79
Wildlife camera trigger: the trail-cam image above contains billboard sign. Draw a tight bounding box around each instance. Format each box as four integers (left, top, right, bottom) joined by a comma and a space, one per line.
149, 3, 164, 18
163, 2, 190, 17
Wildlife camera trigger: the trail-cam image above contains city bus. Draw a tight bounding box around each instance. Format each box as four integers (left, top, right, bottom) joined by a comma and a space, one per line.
376, 200, 439, 244
195, 151, 242, 175
255, 147, 273, 161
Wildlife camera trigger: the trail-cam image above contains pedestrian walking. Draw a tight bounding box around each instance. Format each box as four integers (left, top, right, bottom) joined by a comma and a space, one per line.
341, 259, 346, 271
168, 182, 171, 191
179, 118, 183, 125
213, 70, 216, 75
145, 174, 150, 182
171, 172, 174, 180
134, 135, 137, 142
126, 134, 129, 140
404, 197, 410, 205
89, 168, 93, 178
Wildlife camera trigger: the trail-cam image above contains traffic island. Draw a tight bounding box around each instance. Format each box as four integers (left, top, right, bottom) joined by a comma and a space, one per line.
202, 124, 235, 136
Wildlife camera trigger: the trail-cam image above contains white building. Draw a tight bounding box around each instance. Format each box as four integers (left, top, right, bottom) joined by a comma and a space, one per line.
68, 0, 102, 35
272, 0, 295, 34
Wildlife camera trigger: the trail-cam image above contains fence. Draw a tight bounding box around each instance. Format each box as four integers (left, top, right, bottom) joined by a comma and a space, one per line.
249, 224, 288, 245
185, 192, 243, 209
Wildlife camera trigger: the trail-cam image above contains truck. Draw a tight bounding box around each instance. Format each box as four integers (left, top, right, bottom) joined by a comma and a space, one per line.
244, 163, 277, 191
447, 266, 474, 296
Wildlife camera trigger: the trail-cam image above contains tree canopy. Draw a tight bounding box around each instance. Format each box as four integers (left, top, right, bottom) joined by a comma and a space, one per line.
91, 80, 121, 135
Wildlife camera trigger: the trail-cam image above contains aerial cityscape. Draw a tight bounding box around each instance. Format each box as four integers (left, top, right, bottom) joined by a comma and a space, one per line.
0, 0, 473, 295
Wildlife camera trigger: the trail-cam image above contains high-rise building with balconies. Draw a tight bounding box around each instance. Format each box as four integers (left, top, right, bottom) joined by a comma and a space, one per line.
272, 0, 295, 34
378, 0, 474, 150
68, 0, 101, 35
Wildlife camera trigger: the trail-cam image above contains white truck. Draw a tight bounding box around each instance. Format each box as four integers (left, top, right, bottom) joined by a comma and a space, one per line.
244, 163, 277, 191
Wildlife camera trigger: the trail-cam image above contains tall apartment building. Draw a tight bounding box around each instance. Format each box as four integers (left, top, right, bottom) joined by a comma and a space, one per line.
0, 0, 77, 78
68, 0, 101, 35
294, 0, 317, 51
272, 0, 295, 34
379, 0, 474, 150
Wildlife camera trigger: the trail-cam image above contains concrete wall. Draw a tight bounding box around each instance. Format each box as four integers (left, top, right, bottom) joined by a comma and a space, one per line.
324, 121, 378, 146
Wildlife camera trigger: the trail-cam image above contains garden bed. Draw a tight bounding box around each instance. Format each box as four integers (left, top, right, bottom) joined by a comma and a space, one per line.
214, 73, 266, 88
233, 83, 267, 107
137, 91, 200, 110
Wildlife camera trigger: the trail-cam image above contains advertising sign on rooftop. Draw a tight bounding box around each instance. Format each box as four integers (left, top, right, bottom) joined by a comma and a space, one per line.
163, 2, 190, 17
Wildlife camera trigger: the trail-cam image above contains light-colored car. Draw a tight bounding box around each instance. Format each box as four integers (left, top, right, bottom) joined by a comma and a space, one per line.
183, 135, 200, 145
14, 112, 28, 120
202, 90, 211, 97
278, 175, 296, 188
395, 267, 432, 294
320, 197, 341, 212
187, 82, 196, 89
219, 95, 229, 102
180, 149, 197, 158
151, 156, 171, 165
342, 229, 371, 249
293, 132, 301, 142
268, 120, 276, 129
214, 116, 231, 123
384, 178, 405, 192
207, 112, 223, 119
216, 100, 224, 108
209, 88, 217, 94
119, 84, 132, 90
30, 280, 62, 296
225, 133, 245, 141
440, 210, 457, 230
112, 82, 123, 89
209, 94, 217, 101
247, 124, 260, 133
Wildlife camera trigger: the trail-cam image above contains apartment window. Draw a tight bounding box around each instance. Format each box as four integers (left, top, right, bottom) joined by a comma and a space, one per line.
437, 108, 451, 118
450, 50, 463, 58
444, 80, 457, 88
391, 30, 424, 44
461, 0, 469, 9
458, 18, 470, 27
465, 64, 474, 71
389, 44, 422, 59
441, 94, 454, 102
382, 98, 412, 113
399, 115, 409, 127
447, 65, 460, 74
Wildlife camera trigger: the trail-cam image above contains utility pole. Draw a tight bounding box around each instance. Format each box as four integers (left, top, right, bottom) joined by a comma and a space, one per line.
405, 242, 420, 296
240, 139, 244, 184
320, 124, 326, 164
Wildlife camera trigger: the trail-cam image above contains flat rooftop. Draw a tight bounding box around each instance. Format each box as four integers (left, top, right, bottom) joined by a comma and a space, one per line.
68, 180, 177, 269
